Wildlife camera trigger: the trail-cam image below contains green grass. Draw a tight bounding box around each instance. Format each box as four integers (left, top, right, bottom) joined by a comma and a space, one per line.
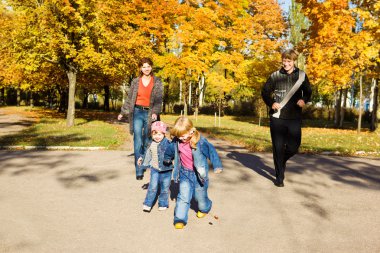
0, 107, 127, 149
1, 107, 379, 156
161, 114, 380, 157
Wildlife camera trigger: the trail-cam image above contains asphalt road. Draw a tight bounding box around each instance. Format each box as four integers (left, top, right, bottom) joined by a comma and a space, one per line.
0, 144, 379, 253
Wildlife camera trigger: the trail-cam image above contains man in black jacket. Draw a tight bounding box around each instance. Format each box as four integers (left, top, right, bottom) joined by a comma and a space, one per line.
262, 49, 312, 187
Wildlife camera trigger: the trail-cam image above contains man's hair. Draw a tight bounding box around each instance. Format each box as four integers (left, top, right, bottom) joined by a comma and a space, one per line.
281, 49, 299, 61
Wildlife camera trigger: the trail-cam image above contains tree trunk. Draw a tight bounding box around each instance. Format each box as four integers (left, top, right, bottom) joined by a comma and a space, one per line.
179, 80, 182, 104
58, 88, 68, 113
357, 75, 363, 133
103, 85, 110, 112
218, 97, 221, 127
66, 69, 77, 127
49, 89, 55, 109
162, 78, 170, 114
339, 89, 348, 128
183, 100, 188, 116
199, 74, 205, 107
16, 88, 21, 106
30, 90, 34, 107
3, 88, 8, 105
188, 82, 192, 106
82, 89, 89, 109
370, 78, 378, 131
0, 88, 4, 105
183, 80, 189, 116
334, 89, 342, 127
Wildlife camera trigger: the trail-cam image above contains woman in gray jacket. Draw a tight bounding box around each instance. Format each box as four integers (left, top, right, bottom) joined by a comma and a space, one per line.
118, 57, 163, 180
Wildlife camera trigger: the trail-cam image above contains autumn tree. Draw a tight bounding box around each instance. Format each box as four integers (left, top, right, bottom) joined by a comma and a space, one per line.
155, 0, 286, 117
0, 3, 24, 105
4, 0, 154, 126
351, 0, 379, 131
295, 0, 377, 129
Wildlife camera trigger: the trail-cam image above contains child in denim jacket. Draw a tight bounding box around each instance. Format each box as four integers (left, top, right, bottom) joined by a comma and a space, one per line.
138, 121, 173, 212
164, 116, 223, 229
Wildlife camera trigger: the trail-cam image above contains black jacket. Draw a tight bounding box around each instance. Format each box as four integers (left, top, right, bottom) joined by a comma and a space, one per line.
261, 67, 312, 119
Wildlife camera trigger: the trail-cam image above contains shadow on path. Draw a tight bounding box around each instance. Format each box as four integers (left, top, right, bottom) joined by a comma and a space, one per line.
226, 151, 275, 182
0, 151, 122, 189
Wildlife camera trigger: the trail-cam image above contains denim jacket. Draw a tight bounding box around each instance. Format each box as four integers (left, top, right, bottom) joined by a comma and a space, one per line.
164, 136, 223, 182
141, 137, 173, 172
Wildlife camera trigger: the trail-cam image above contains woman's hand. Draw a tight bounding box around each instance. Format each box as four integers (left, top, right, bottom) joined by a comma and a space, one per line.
117, 114, 123, 120
152, 113, 157, 121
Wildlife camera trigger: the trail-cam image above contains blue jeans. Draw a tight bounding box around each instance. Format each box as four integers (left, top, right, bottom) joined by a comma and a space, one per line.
174, 167, 212, 225
143, 168, 172, 208
133, 107, 149, 176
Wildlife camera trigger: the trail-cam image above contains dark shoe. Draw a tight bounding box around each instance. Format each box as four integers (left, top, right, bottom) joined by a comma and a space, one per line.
274, 180, 284, 187
136, 175, 143, 180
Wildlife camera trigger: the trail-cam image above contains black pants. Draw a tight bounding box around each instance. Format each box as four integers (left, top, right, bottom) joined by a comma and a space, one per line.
270, 117, 301, 182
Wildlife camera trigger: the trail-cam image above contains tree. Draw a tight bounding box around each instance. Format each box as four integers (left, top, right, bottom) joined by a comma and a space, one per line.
351, 0, 380, 131
156, 0, 286, 117
5, 0, 154, 126
295, 0, 378, 129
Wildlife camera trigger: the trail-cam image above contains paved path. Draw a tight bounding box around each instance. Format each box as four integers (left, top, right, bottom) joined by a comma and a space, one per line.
0, 108, 379, 252
0, 147, 379, 253
0, 108, 36, 137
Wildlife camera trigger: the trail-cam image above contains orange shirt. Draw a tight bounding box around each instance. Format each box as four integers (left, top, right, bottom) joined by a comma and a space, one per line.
135, 77, 153, 107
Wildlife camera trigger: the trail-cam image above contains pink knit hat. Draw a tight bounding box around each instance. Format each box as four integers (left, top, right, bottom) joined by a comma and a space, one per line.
151, 121, 167, 133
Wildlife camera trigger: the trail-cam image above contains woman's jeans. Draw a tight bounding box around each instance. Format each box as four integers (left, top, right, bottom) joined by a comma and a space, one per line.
133, 107, 149, 177
174, 168, 212, 225
143, 168, 172, 208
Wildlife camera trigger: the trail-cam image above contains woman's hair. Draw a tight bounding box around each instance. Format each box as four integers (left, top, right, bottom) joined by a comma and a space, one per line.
139, 57, 153, 76
281, 49, 299, 61
170, 116, 200, 149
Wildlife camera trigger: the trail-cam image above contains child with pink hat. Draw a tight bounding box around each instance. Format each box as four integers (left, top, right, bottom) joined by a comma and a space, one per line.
138, 121, 173, 212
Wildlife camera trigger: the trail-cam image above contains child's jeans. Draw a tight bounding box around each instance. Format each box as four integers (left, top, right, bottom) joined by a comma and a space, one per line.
174, 167, 212, 225
143, 168, 172, 208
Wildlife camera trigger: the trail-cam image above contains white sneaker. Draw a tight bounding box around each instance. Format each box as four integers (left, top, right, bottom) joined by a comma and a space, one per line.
143, 205, 151, 212
158, 206, 167, 211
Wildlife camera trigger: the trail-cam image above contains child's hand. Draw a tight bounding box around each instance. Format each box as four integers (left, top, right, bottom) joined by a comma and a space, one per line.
137, 157, 143, 166
214, 168, 223, 174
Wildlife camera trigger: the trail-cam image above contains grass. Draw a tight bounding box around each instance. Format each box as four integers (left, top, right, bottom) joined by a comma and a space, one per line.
1, 107, 379, 157
161, 114, 380, 157
0, 107, 128, 149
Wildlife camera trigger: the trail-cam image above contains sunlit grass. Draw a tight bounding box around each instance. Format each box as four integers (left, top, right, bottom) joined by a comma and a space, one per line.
161, 114, 380, 157
0, 107, 127, 149
1, 107, 378, 156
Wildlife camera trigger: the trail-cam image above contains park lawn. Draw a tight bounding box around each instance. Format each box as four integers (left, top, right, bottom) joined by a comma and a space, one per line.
0, 107, 127, 149
1, 107, 378, 156
161, 114, 380, 157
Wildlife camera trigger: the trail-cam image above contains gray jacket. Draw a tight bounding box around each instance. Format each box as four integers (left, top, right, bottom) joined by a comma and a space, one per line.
120, 76, 163, 135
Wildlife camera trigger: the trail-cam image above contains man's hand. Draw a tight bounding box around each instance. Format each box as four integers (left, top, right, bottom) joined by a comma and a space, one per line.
297, 99, 305, 108
272, 102, 281, 110
117, 114, 123, 121
214, 168, 223, 174
137, 157, 143, 166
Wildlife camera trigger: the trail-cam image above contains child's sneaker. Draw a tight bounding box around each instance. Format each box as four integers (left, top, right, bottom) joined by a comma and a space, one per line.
143, 204, 151, 212
196, 211, 207, 218
174, 223, 184, 229
158, 206, 167, 211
